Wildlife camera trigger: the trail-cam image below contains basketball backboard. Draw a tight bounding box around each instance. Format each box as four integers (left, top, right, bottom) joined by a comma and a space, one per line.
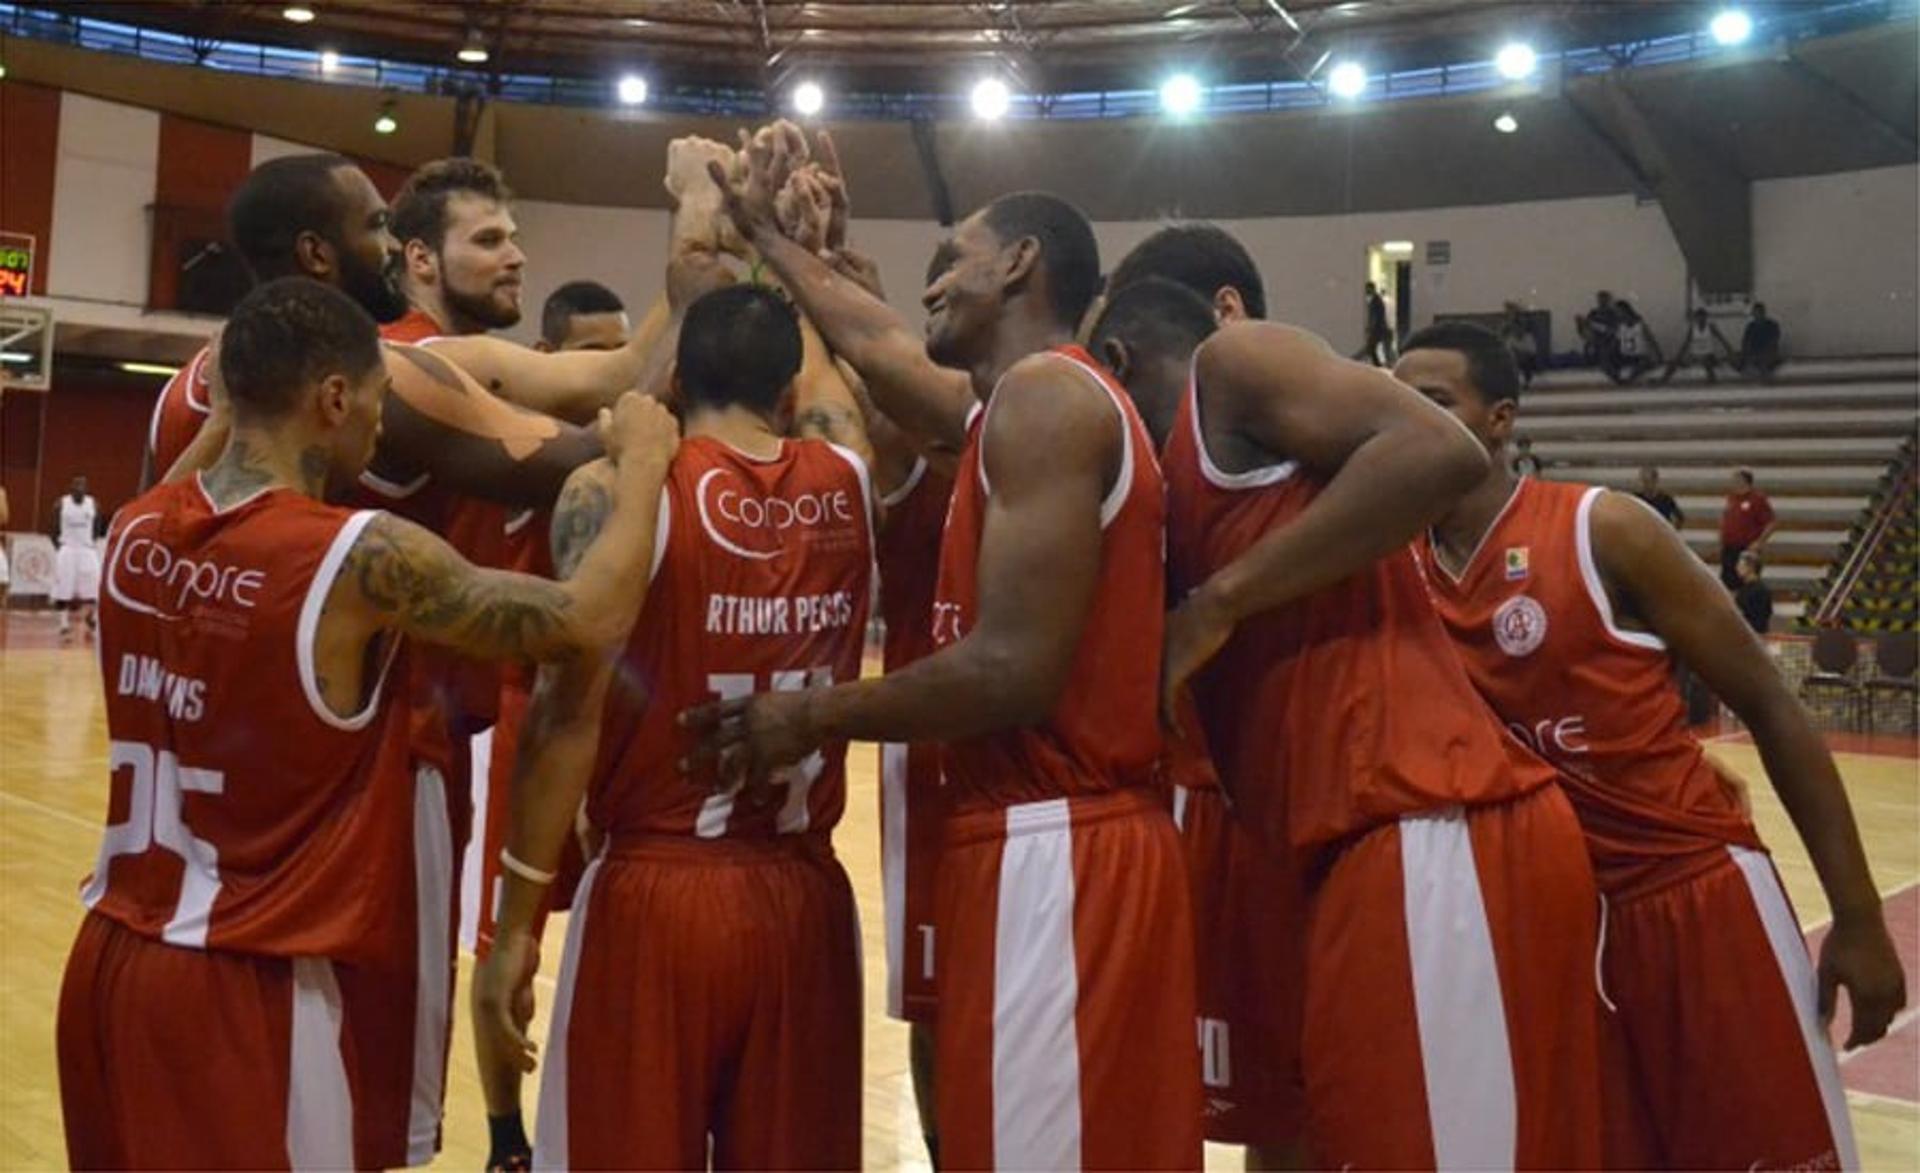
0, 303, 53, 392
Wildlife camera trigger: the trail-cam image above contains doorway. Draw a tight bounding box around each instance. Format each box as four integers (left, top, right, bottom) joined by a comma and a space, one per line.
1359, 241, 1414, 364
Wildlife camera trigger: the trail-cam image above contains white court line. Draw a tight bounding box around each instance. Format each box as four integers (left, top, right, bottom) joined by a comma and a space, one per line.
1846, 1089, 1920, 1110
1801, 876, 1920, 937
1839, 1005, 1920, 1066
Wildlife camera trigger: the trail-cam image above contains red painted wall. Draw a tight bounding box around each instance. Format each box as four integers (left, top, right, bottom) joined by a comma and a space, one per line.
3, 365, 160, 532
0, 80, 61, 294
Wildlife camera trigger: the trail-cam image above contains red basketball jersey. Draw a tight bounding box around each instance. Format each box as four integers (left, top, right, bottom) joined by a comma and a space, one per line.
147, 344, 214, 480
84, 478, 414, 962
588, 434, 874, 839
1419, 479, 1762, 894
1161, 380, 1557, 854
877, 458, 954, 673
932, 346, 1167, 812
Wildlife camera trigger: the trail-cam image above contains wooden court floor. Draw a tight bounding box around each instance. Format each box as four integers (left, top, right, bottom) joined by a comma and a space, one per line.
3, 621, 1916, 1170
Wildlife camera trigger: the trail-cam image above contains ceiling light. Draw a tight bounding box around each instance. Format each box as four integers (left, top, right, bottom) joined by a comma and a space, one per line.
0, 62, 8, 81
617, 74, 649, 105
282, 4, 316, 23
1159, 73, 1203, 117
118, 362, 180, 377
1493, 111, 1519, 133
1328, 60, 1368, 99
1381, 241, 1415, 255
971, 77, 1011, 120
1710, 8, 1753, 45
374, 99, 398, 134
457, 28, 489, 64
0, 352, 30, 365
319, 49, 340, 73
1494, 42, 1537, 80
791, 80, 825, 116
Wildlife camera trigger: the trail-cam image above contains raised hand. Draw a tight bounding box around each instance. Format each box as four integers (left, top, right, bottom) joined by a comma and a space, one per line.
813, 130, 850, 252
598, 391, 680, 470
777, 168, 835, 255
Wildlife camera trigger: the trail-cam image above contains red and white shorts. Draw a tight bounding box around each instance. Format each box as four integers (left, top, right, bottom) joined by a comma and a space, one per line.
1170, 783, 1309, 1147
534, 834, 863, 1170
1303, 783, 1604, 1170
59, 912, 355, 1170
1599, 845, 1858, 1170
881, 739, 945, 1022
937, 788, 1202, 1171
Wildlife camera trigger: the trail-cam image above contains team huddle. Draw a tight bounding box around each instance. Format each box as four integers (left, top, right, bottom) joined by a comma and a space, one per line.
57, 118, 1906, 1172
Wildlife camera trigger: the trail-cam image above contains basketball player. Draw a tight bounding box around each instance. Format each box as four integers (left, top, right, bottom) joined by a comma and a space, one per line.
1100, 221, 1267, 328
51, 475, 102, 641
695, 136, 1201, 1169
472, 285, 871, 1167
1397, 321, 1907, 1170
538, 281, 630, 353
58, 277, 677, 1170
1153, 312, 1604, 1167
1087, 276, 1310, 1170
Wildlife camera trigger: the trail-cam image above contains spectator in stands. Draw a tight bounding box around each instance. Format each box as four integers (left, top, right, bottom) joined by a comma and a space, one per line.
1737, 302, 1784, 379
1719, 467, 1777, 589
1354, 281, 1393, 366
1659, 307, 1734, 384
1511, 434, 1544, 478
1500, 301, 1539, 389
1636, 465, 1685, 528
1577, 289, 1619, 371
1733, 550, 1773, 634
1609, 300, 1663, 384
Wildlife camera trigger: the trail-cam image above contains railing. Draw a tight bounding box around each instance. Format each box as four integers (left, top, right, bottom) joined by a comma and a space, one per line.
1812, 438, 1918, 626
1, 0, 1913, 122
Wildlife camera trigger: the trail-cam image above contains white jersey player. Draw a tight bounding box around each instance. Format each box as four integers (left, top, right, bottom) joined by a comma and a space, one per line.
53, 476, 101, 640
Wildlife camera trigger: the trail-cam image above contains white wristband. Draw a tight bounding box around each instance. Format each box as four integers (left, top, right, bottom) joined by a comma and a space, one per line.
499, 848, 557, 886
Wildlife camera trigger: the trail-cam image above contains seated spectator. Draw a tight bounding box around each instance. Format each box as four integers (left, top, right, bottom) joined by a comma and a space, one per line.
1733, 550, 1773, 634
1511, 434, 1544, 478
1635, 465, 1684, 528
1500, 301, 1539, 389
1608, 300, 1662, 384
1719, 467, 1777, 589
1576, 289, 1619, 370
1737, 302, 1784, 379
1658, 307, 1734, 384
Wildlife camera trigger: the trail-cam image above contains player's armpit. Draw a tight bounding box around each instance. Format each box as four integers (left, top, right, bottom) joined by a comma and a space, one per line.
376, 343, 604, 507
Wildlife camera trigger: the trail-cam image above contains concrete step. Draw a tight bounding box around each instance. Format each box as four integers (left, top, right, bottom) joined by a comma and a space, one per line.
1671, 494, 1867, 524
1524, 381, 1918, 415
1551, 465, 1885, 493
1520, 407, 1917, 439
1534, 436, 1907, 465
1530, 357, 1919, 391
1681, 528, 1849, 558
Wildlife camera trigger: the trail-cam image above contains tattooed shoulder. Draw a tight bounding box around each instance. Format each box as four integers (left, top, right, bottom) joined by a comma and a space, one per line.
550, 466, 615, 579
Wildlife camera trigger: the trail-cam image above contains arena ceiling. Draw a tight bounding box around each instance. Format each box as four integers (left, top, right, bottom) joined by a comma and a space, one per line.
70, 1, 1794, 94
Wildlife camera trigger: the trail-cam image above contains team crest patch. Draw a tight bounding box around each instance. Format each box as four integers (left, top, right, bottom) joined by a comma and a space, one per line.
1504, 546, 1530, 580
1493, 595, 1548, 657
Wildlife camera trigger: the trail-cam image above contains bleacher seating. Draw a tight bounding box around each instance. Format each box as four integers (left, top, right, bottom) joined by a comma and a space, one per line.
1522, 356, 1920, 627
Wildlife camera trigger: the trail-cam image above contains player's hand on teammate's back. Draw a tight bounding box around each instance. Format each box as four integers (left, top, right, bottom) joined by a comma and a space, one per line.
678, 689, 821, 792
598, 391, 681, 471
473, 927, 543, 1075
1161, 587, 1236, 727
1818, 913, 1908, 1049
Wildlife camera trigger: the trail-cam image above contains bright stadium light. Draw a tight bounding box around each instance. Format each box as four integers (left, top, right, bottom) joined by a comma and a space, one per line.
1495, 42, 1537, 80
282, 5, 316, 23
1494, 111, 1520, 134
1159, 73, 1203, 117
971, 77, 1012, 121
1710, 8, 1753, 45
1328, 60, 1368, 99
319, 49, 341, 73
457, 28, 490, 64
792, 80, 825, 116
374, 99, 398, 135
617, 74, 649, 105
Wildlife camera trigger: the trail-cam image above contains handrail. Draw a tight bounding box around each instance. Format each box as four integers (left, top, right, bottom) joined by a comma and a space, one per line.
1812, 439, 1917, 626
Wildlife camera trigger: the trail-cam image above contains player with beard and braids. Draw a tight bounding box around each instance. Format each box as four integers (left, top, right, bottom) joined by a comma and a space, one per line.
691, 126, 1201, 1169
61, 276, 677, 1171
1146, 297, 1605, 1163
147, 151, 637, 1171
1087, 276, 1311, 1170
1398, 322, 1904, 1171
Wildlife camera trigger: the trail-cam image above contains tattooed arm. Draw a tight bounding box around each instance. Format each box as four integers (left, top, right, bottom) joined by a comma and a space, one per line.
472, 462, 633, 1081
367, 342, 605, 509
790, 315, 875, 469
334, 394, 678, 663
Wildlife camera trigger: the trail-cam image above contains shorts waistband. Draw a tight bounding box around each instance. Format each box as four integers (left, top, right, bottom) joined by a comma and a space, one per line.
604, 830, 834, 865
945, 787, 1162, 848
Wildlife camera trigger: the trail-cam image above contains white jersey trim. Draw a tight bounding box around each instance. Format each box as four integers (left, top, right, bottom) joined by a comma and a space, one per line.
1186, 357, 1298, 490
504, 508, 536, 537
182, 347, 214, 413
1574, 486, 1667, 652
650, 492, 671, 584
535, 855, 605, 1172
147, 349, 211, 467
825, 440, 878, 550
286, 957, 354, 1171
979, 355, 1135, 530
1430, 477, 1529, 586
358, 468, 432, 500
193, 474, 274, 517
297, 510, 400, 731
879, 455, 928, 509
